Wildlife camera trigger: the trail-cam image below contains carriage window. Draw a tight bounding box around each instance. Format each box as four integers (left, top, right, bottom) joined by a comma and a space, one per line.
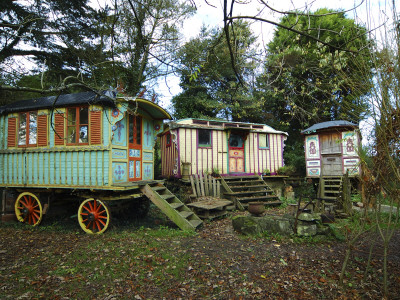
67, 107, 88, 145
166, 132, 171, 147
259, 134, 269, 149
229, 133, 243, 148
18, 112, 37, 146
198, 129, 211, 147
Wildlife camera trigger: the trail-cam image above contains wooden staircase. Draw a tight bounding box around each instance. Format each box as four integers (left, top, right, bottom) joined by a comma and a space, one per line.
318, 176, 343, 202
140, 183, 203, 231
221, 175, 281, 210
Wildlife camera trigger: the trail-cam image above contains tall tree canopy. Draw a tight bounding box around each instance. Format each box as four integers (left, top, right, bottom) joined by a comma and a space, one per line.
0, 0, 102, 85
0, 0, 194, 101
172, 21, 260, 121
255, 8, 373, 171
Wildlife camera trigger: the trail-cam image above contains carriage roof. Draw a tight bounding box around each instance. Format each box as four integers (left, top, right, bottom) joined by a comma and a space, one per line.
0, 90, 172, 120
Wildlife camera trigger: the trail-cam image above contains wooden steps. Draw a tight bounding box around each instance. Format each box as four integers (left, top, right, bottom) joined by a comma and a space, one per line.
319, 176, 343, 202
140, 183, 203, 231
221, 175, 281, 209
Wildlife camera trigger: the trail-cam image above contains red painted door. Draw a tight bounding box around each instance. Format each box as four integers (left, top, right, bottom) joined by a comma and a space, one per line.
128, 115, 142, 181
228, 133, 245, 173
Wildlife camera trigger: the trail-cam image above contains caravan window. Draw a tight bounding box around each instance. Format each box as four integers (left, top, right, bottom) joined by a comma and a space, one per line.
67, 107, 89, 145
198, 129, 211, 147
259, 134, 269, 149
18, 112, 37, 147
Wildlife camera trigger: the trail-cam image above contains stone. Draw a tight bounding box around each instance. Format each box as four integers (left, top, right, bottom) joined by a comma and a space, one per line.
232, 216, 262, 235
297, 224, 317, 236
297, 213, 321, 222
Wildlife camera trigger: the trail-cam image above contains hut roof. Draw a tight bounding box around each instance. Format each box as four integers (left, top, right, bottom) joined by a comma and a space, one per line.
301, 120, 357, 134
166, 118, 288, 135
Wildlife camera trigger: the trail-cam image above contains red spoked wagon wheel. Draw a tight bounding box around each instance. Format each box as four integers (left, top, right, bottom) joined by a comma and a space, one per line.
78, 199, 110, 234
14, 192, 43, 226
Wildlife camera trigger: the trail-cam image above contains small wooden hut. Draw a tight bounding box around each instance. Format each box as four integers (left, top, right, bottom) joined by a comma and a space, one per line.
302, 120, 361, 178
159, 118, 288, 178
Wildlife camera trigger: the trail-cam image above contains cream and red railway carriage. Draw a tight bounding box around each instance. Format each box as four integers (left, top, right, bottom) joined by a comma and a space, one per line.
0, 90, 173, 233
160, 118, 288, 178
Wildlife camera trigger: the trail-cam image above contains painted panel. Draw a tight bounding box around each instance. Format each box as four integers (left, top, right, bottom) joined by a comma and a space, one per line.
135, 160, 140, 178
342, 131, 358, 157
143, 151, 153, 161
103, 109, 110, 147
111, 117, 127, 147
143, 118, 154, 151
307, 160, 321, 167
49, 152, 55, 185
129, 149, 141, 158
143, 162, 153, 180
112, 149, 127, 159
38, 152, 44, 185
305, 135, 320, 159
307, 168, 321, 176
60, 152, 66, 185
344, 166, 359, 176
344, 158, 359, 166
129, 161, 134, 178
112, 162, 127, 183
91, 151, 97, 186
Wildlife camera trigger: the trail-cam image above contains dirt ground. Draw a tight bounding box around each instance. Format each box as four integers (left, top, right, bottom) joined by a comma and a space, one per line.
0, 207, 400, 299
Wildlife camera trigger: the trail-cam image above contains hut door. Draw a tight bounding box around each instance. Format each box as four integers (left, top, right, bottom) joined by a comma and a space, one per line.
128, 115, 142, 181
228, 133, 245, 173
322, 156, 342, 176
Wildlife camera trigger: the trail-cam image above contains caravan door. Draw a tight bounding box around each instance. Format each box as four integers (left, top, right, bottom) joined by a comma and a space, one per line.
128, 115, 142, 181
228, 133, 245, 173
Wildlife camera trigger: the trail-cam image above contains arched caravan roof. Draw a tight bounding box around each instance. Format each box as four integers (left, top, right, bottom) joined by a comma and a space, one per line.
165, 118, 288, 135
301, 120, 357, 134
119, 97, 172, 120
0, 90, 172, 120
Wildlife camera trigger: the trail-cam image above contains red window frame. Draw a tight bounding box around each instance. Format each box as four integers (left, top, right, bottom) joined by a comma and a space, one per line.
18, 111, 37, 147
66, 106, 89, 145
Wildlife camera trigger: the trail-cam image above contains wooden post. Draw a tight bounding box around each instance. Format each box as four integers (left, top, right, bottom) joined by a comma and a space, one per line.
204, 174, 209, 196
212, 178, 216, 197
199, 173, 205, 196
190, 175, 197, 198
209, 176, 212, 196
195, 174, 201, 197
217, 181, 220, 198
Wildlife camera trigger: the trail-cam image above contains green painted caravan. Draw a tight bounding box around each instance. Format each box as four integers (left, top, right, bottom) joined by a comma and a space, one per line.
0, 90, 170, 189
0, 90, 174, 233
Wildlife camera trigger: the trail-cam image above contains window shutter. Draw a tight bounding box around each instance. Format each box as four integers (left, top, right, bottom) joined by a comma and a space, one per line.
37, 115, 48, 147
7, 117, 16, 148
90, 110, 102, 145
54, 113, 65, 146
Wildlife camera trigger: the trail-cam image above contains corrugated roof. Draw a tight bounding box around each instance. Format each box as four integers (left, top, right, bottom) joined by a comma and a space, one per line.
301, 120, 357, 134
0, 90, 117, 115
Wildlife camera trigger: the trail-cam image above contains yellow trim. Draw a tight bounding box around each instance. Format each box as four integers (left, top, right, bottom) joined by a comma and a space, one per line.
14, 192, 43, 226
78, 198, 110, 234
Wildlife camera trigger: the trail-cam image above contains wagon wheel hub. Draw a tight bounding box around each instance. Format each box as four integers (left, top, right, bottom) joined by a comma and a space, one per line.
88, 213, 95, 221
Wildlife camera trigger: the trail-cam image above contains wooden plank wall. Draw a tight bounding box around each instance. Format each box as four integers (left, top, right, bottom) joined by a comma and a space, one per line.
0, 149, 109, 188
162, 128, 285, 177
160, 131, 178, 177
